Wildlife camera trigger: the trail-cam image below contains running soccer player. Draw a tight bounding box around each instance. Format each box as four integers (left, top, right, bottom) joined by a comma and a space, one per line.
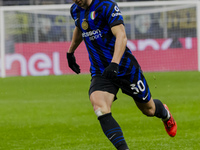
67, 0, 177, 149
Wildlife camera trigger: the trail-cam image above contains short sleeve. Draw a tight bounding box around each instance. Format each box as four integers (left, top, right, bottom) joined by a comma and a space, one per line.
104, 1, 124, 28
70, 4, 78, 27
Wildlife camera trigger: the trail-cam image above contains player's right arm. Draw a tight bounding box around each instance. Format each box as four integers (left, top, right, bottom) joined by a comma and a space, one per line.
68, 27, 83, 53
66, 27, 83, 74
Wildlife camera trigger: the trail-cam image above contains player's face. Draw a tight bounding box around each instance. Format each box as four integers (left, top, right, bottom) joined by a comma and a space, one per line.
73, 0, 87, 8
73, 0, 91, 9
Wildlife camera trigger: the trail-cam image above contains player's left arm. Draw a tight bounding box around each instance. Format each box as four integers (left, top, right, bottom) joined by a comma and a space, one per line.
111, 24, 127, 64
102, 24, 127, 78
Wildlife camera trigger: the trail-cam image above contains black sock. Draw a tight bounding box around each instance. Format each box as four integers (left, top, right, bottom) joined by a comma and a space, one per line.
98, 113, 129, 150
153, 99, 168, 119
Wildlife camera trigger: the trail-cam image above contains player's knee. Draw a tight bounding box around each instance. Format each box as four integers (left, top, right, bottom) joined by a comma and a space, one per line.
94, 107, 104, 117
94, 107, 110, 117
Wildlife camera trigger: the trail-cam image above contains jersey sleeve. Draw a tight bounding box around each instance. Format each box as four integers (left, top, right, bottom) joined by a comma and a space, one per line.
70, 4, 78, 27
104, 1, 124, 28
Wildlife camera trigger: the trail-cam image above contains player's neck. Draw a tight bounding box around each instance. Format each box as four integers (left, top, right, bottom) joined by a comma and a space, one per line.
82, 0, 92, 9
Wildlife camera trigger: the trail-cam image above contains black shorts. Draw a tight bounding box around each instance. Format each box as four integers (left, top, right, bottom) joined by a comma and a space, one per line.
89, 75, 119, 100
89, 69, 151, 103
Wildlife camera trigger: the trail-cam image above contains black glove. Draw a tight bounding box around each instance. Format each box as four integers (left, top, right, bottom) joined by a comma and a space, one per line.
66, 52, 80, 74
102, 62, 119, 79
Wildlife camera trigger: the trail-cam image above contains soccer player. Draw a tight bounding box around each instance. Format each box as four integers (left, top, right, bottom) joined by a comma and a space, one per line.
67, 0, 177, 149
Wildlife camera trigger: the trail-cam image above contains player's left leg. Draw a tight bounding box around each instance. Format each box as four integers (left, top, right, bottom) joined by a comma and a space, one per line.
135, 98, 167, 118
119, 68, 177, 137
135, 98, 177, 137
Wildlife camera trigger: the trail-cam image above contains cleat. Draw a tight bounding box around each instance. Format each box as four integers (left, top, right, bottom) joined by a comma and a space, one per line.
163, 104, 177, 137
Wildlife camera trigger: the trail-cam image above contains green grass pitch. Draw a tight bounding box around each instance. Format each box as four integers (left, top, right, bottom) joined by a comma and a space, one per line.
0, 71, 200, 150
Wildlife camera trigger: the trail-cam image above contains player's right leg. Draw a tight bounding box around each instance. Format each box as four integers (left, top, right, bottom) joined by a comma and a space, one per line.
89, 76, 129, 150
118, 69, 177, 137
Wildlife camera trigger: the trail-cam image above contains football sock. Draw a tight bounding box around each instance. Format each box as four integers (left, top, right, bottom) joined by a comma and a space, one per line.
98, 113, 129, 150
153, 99, 170, 120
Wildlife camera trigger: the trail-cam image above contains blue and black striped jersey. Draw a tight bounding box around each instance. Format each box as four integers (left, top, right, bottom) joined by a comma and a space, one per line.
70, 0, 140, 77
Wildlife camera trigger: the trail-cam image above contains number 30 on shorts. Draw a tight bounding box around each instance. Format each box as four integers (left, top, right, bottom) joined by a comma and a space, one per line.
130, 80, 145, 94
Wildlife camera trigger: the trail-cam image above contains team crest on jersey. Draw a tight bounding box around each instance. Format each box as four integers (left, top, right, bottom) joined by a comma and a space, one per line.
82, 20, 88, 30
114, 6, 120, 12
90, 11, 95, 20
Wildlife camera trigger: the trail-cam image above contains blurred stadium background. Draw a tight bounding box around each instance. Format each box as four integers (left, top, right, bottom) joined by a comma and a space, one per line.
0, 0, 199, 77
0, 0, 173, 6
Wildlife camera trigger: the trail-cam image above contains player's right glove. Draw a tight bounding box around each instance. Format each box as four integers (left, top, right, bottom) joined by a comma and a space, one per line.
66, 52, 80, 74
102, 62, 119, 79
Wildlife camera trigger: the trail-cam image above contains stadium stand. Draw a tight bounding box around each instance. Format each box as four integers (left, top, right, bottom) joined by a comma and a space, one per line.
1, 0, 68, 5
0, 0, 154, 6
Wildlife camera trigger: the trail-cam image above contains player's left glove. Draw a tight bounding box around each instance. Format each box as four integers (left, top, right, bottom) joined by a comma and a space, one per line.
102, 62, 119, 79
67, 52, 80, 74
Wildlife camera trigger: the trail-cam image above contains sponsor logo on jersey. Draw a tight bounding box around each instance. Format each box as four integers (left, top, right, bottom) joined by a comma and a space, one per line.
112, 6, 121, 17
114, 6, 120, 12
112, 12, 122, 17
82, 29, 102, 41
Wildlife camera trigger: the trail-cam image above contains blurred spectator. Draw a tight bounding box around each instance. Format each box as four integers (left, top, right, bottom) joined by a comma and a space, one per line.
50, 26, 67, 42
38, 17, 52, 42
169, 33, 182, 48
5, 34, 15, 54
